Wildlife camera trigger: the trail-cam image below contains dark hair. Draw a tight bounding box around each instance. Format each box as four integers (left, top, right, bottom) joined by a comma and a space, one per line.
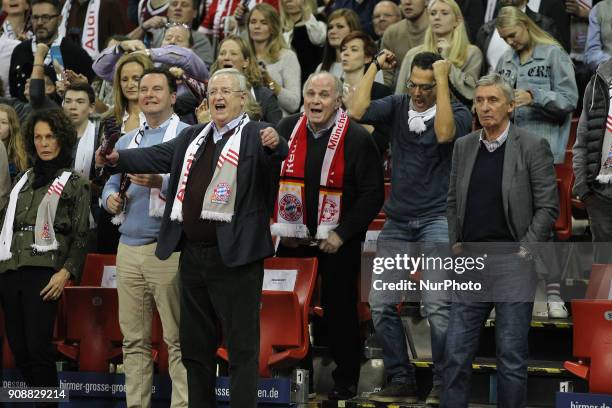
31, 0, 60, 13
65, 82, 95, 104
411, 52, 444, 72
339, 31, 378, 59
140, 66, 178, 94
321, 9, 361, 71
23, 109, 77, 162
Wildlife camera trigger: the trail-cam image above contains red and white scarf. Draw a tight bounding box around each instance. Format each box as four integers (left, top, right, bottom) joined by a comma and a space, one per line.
271, 109, 349, 240
0, 170, 72, 260
170, 114, 249, 222
59, 0, 101, 58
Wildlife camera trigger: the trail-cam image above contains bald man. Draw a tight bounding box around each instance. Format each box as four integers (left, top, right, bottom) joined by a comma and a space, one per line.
373, 1, 402, 39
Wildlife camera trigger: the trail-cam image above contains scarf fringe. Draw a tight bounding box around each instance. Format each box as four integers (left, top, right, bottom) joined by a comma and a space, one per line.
271, 223, 310, 238
596, 173, 612, 184
31, 241, 59, 253
200, 210, 233, 222
315, 224, 338, 240
170, 205, 184, 222
149, 206, 166, 217
111, 212, 125, 226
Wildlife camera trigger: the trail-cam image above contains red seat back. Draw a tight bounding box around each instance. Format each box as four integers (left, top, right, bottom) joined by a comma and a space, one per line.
260, 291, 301, 348
80, 254, 117, 286
62, 287, 122, 342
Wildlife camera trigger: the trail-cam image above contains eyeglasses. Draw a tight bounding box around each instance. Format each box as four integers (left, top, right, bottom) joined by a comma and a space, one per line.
208, 88, 244, 97
31, 14, 59, 22
165, 22, 191, 30
407, 81, 436, 91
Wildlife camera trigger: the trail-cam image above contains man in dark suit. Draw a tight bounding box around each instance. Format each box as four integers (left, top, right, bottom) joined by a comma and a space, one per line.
442, 73, 559, 407
9, 0, 95, 101
273, 71, 384, 401
96, 68, 289, 408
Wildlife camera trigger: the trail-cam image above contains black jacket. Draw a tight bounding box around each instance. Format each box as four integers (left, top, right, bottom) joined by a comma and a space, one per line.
253, 85, 283, 125
9, 38, 95, 101
476, 7, 558, 75
113, 120, 289, 266
277, 113, 385, 243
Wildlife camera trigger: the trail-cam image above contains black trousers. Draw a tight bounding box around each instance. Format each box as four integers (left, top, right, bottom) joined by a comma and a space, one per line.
179, 241, 263, 408
277, 239, 362, 387
0, 267, 59, 389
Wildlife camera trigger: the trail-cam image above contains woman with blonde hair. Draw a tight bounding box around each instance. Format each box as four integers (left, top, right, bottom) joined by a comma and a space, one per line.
395, 0, 482, 101
207, 35, 282, 124
280, 0, 326, 86
495, 6, 577, 164
247, 3, 301, 115
0, 104, 28, 180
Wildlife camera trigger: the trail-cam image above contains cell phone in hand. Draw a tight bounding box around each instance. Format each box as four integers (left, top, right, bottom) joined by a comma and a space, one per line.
49, 45, 65, 81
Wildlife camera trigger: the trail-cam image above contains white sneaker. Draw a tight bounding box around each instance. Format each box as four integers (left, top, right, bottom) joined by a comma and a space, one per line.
547, 295, 569, 319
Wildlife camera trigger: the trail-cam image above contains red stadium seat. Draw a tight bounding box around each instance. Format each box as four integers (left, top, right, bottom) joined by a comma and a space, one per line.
56, 287, 122, 372
555, 164, 574, 240
80, 253, 117, 286
564, 264, 612, 393
217, 257, 318, 377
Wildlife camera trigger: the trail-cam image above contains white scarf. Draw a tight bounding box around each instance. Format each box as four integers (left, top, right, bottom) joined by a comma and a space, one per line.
408, 103, 437, 134
0, 170, 72, 260
74, 121, 96, 180
171, 114, 249, 222
112, 113, 181, 225
58, 0, 101, 58
31, 36, 62, 66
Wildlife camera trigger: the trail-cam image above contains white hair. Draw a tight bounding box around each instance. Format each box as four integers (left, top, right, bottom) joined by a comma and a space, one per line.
209, 68, 248, 91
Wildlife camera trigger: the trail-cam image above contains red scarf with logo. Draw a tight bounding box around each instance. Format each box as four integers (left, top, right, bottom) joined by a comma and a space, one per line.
272, 110, 349, 239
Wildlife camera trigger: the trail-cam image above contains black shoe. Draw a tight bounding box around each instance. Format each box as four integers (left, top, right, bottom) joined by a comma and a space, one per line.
425, 384, 441, 406
327, 384, 357, 401
369, 382, 418, 403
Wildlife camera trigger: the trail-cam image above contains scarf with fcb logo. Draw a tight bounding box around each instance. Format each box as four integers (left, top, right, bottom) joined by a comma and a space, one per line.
272, 109, 349, 240
170, 114, 249, 223
0, 170, 72, 261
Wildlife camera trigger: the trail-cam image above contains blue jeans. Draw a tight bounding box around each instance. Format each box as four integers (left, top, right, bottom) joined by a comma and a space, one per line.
441, 254, 536, 408
369, 217, 450, 386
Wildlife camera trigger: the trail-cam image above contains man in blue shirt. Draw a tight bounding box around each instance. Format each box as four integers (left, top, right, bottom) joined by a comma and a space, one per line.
348, 50, 472, 406
102, 67, 189, 408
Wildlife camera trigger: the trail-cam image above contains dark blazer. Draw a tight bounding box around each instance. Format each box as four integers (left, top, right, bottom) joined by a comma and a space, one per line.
447, 124, 559, 245
9, 38, 95, 101
113, 120, 289, 267
253, 86, 283, 125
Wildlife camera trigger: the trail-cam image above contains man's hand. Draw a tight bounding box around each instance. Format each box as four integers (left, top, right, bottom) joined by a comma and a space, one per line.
141, 16, 167, 31
95, 146, 119, 167
566, 0, 590, 19
260, 127, 280, 149
106, 192, 125, 215
120, 39, 146, 53
375, 49, 397, 71
514, 89, 533, 107
195, 99, 211, 124
169, 66, 185, 79
128, 174, 163, 188
432, 59, 452, 82
35, 43, 49, 61
65, 69, 88, 85
234, 3, 247, 20
319, 231, 343, 254
40, 268, 71, 301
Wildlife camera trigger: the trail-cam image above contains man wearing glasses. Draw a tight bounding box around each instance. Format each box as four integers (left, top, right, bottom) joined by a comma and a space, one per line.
348, 50, 472, 405
97, 68, 288, 408
8, 0, 95, 102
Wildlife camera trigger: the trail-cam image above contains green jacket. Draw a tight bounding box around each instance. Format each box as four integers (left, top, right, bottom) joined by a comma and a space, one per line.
0, 168, 90, 280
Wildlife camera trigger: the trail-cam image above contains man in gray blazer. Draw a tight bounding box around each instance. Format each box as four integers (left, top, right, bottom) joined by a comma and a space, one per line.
442, 73, 559, 407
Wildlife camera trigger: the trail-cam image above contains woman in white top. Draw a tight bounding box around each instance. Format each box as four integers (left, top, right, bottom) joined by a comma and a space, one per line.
247, 3, 301, 115
395, 0, 482, 102
280, 0, 326, 86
